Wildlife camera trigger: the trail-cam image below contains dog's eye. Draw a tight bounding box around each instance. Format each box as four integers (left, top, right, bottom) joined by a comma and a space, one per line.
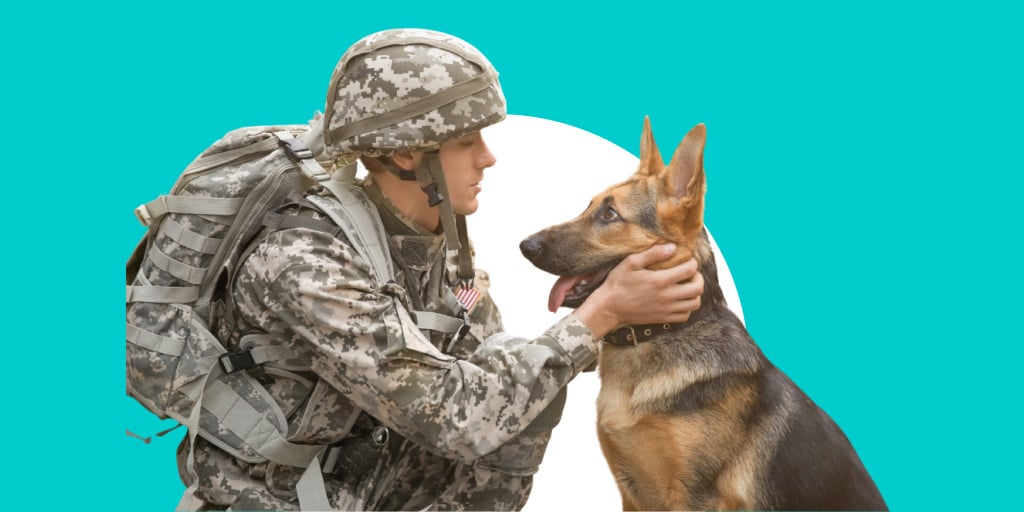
601, 207, 620, 222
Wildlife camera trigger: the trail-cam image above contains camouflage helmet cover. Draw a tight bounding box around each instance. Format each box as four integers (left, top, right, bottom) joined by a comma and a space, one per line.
323, 29, 507, 158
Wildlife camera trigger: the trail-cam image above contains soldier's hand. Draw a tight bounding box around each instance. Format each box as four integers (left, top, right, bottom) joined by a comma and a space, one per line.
574, 244, 703, 339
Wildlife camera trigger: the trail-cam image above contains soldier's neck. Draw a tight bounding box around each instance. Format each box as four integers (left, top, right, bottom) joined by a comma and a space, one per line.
366, 172, 440, 232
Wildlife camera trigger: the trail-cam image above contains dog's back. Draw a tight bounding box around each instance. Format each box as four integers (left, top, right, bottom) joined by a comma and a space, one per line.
758, 362, 887, 510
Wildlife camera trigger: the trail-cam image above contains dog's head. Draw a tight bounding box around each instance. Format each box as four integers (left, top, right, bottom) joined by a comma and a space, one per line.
520, 118, 709, 311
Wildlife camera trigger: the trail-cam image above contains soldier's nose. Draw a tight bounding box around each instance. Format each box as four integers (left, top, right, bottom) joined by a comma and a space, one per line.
519, 237, 544, 261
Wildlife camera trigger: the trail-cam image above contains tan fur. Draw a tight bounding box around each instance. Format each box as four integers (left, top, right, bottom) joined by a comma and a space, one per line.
598, 344, 760, 510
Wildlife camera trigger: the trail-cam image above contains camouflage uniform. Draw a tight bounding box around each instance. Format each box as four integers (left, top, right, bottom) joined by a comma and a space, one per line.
173, 28, 596, 511
180, 178, 597, 510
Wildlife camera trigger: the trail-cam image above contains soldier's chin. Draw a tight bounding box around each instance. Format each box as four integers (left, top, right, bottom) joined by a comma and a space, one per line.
454, 197, 479, 216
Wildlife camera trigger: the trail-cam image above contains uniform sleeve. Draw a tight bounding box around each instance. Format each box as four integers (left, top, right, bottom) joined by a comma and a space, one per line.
236, 227, 598, 462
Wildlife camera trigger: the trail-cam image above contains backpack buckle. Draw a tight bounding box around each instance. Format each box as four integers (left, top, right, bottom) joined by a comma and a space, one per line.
219, 349, 257, 374
280, 136, 314, 160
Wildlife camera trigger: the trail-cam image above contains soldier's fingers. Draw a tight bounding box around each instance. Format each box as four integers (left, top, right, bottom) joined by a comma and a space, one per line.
652, 258, 698, 285
622, 243, 677, 270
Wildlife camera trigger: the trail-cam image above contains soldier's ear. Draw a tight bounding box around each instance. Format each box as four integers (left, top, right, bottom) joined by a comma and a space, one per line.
390, 151, 423, 171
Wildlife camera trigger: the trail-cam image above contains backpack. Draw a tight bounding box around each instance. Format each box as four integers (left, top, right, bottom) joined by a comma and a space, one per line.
126, 121, 394, 509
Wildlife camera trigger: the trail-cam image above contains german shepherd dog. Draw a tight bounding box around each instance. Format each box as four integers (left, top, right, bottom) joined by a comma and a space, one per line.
520, 119, 887, 511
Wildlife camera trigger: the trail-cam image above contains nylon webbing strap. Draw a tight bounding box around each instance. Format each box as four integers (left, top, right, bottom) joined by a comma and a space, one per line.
295, 455, 331, 511
182, 136, 280, 177
184, 368, 332, 510
334, 163, 358, 184
236, 345, 297, 371
423, 153, 461, 249
262, 211, 341, 237
422, 153, 473, 285
310, 184, 394, 286
136, 195, 244, 227
412, 310, 465, 334
328, 74, 492, 143
147, 242, 208, 285
126, 284, 200, 304
203, 379, 324, 467
159, 215, 223, 254
126, 322, 186, 356
455, 214, 474, 284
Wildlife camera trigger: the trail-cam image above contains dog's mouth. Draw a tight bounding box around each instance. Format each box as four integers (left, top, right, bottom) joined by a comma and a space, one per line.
547, 262, 619, 312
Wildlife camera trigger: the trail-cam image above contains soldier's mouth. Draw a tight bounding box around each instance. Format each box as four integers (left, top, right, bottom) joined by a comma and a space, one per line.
546, 262, 619, 312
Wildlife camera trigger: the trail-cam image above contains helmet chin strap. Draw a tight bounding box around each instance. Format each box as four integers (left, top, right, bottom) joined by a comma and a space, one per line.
414, 152, 475, 289
379, 158, 418, 182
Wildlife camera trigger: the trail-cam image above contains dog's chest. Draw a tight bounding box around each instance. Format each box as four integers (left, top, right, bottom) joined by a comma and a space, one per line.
596, 328, 751, 430
596, 379, 638, 430
596, 342, 682, 430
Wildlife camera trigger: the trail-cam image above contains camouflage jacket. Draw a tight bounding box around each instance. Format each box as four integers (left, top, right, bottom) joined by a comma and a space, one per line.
182, 181, 598, 510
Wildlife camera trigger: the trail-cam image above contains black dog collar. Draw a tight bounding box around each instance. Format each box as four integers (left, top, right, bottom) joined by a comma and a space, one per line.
602, 304, 718, 346
602, 322, 678, 346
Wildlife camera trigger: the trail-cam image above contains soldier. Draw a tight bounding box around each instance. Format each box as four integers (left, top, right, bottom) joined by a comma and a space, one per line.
177, 29, 704, 510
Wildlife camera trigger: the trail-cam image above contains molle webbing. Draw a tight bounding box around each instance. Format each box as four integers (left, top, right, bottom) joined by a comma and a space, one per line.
127, 126, 348, 512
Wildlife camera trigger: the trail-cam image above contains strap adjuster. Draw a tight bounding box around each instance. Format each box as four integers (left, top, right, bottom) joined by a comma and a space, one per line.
421, 182, 444, 206
279, 134, 314, 160
219, 349, 257, 374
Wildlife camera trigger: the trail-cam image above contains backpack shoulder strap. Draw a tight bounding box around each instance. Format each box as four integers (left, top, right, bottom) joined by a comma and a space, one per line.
274, 129, 393, 286
306, 166, 395, 287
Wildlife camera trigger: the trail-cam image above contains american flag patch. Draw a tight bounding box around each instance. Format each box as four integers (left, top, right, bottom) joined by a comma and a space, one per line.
454, 285, 483, 313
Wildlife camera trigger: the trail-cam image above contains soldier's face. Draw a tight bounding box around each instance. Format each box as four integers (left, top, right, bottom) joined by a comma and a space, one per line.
438, 131, 497, 215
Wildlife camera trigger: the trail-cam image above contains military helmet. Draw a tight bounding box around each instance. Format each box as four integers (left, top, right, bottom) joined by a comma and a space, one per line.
323, 29, 506, 158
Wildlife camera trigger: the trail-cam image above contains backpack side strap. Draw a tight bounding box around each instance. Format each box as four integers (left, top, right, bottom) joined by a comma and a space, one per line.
135, 195, 244, 227
126, 284, 200, 304
159, 215, 223, 254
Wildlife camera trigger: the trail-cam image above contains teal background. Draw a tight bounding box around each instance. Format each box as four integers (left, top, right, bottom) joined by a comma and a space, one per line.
4, 0, 1020, 509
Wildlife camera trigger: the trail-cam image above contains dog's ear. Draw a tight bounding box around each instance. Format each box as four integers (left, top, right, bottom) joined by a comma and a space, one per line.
665, 123, 706, 203
662, 123, 707, 234
636, 116, 664, 176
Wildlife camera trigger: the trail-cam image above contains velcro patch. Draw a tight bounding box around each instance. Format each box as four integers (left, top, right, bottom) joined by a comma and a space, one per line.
454, 285, 482, 313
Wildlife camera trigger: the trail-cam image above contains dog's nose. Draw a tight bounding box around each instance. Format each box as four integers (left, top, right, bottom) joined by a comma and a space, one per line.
519, 237, 544, 261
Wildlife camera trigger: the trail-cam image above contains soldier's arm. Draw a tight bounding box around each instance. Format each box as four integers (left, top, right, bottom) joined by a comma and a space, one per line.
439, 275, 567, 509
238, 227, 597, 462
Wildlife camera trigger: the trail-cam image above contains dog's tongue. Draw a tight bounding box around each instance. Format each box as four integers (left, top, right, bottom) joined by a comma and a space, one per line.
548, 275, 582, 312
